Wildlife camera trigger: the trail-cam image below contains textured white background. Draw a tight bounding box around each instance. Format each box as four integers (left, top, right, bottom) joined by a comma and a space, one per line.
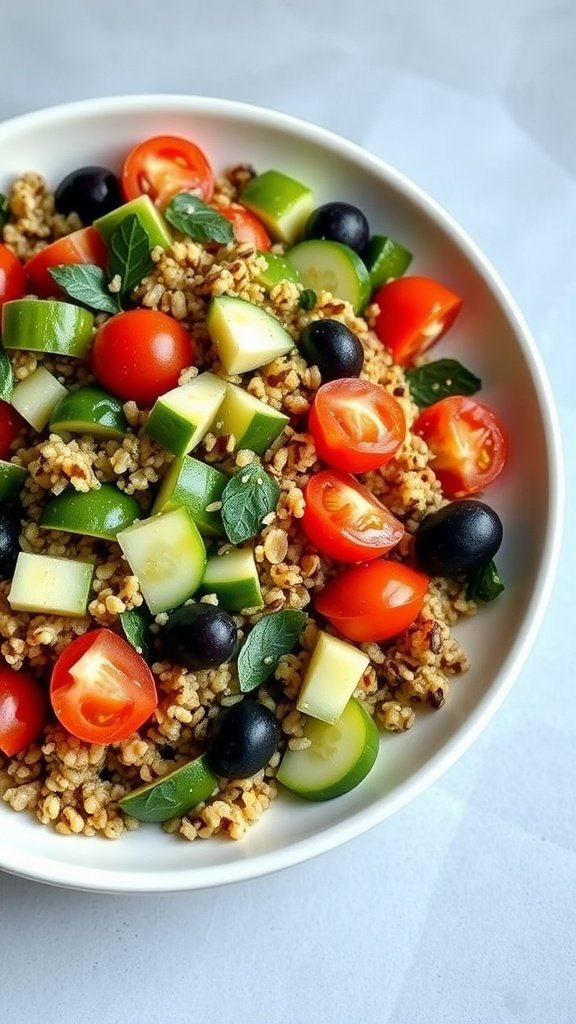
1, 2, 574, 1021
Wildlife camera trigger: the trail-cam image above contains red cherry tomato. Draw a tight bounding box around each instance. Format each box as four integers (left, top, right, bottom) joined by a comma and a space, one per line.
315, 560, 428, 643
374, 276, 462, 366
0, 244, 26, 309
0, 661, 47, 756
308, 379, 406, 474
302, 470, 404, 562
122, 134, 214, 208
24, 227, 107, 298
91, 309, 195, 406
50, 628, 158, 744
414, 395, 507, 498
217, 203, 271, 250
0, 401, 24, 459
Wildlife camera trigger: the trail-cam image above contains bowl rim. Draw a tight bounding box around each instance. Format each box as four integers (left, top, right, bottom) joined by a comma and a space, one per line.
0, 94, 564, 893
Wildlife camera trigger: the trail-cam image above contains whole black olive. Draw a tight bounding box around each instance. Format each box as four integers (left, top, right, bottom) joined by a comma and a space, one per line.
161, 604, 238, 670
54, 166, 122, 223
414, 500, 503, 577
299, 319, 364, 381
0, 506, 21, 578
206, 700, 280, 779
305, 202, 370, 253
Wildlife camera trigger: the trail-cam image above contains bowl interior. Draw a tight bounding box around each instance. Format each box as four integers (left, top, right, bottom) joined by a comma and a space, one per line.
0, 96, 562, 891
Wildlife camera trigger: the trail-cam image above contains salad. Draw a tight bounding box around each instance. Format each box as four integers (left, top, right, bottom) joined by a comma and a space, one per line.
0, 133, 506, 840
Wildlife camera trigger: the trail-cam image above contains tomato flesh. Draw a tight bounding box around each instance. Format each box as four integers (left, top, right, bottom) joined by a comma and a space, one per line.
122, 135, 214, 207
24, 227, 108, 298
0, 244, 26, 309
50, 629, 157, 744
315, 559, 428, 642
217, 203, 271, 250
414, 395, 507, 498
374, 276, 462, 366
308, 379, 406, 473
302, 470, 404, 562
0, 401, 24, 459
0, 662, 47, 756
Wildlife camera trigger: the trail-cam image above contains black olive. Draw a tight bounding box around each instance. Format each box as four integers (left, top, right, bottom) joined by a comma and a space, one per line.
0, 506, 21, 578
54, 166, 122, 223
414, 500, 503, 577
299, 319, 364, 381
305, 202, 370, 253
206, 700, 280, 778
161, 604, 238, 670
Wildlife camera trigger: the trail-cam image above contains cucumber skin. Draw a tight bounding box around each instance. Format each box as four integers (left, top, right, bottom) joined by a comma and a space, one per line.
94, 195, 172, 250
0, 461, 26, 500
49, 386, 128, 440
236, 411, 288, 455
40, 483, 140, 540
362, 235, 413, 289
254, 252, 300, 289
201, 575, 263, 612
119, 755, 217, 823
286, 240, 371, 313
152, 456, 227, 536
2, 300, 94, 358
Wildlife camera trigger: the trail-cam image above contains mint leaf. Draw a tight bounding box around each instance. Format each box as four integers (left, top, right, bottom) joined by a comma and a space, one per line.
220, 463, 280, 544
406, 358, 481, 407
49, 264, 121, 315
108, 214, 153, 297
238, 609, 306, 692
299, 288, 317, 311
0, 193, 8, 230
119, 607, 152, 660
466, 560, 505, 602
0, 347, 13, 401
164, 193, 234, 245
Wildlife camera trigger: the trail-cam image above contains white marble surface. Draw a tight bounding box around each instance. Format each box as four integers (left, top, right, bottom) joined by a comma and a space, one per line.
1, 2, 574, 1021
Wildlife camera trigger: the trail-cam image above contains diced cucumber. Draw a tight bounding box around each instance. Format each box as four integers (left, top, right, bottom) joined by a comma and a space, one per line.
276, 697, 379, 801
94, 194, 172, 251
2, 299, 94, 357
254, 251, 300, 290
11, 366, 68, 431
117, 507, 207, 615
0, 461, 26, 501
241, 170, 314, 245
296, 630, 369, 724
214, 383, 288, 455
152, 455, 227, 536
8, 552, 94, 617
361, 235, 413, 289
49, 386, 128, 439
286, 240, 371, 313
202, 547, 263, 611
144, 372, 226, 457
207, 295, 294, 375
119, 754, 217, 823
40, 483, 140, 540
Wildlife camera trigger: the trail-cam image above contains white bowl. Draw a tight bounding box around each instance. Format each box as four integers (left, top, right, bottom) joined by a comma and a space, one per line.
0, 95, 563, 893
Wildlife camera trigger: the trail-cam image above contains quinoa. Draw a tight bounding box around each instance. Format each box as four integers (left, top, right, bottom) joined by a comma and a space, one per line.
0, 165, 477, 843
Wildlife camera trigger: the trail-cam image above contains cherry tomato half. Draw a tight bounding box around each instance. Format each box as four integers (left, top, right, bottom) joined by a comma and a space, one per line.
302, 470, 404, 562
0, 244, 26, 309
374, 276, 462, 366
122, 134, 214, 208
315, 560, 428, 643
24, 227, 107, 298
91, 309, 195, 406
414, 395, 507, 498
0, 401, 24, 459
217, 203, 271, 250
308, 379, 406, 474
50, 628, 158, 744
0, 661, 47, 756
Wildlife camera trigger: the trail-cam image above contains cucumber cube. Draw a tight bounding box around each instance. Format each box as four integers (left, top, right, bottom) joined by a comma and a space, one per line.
8, 552, 94, 617
361, 235, 413, 289
2, 299, 94, 358
94, 195, 172, 250
214, 383, 288, 455
254, 252, 300, 290
40, 483, 141, 540
241, 170, 314, 245
152, 455, 227, 536
0, 460, 26, 501
296, 631, 370, 724
202, 548, 263, 611
207, 295, 294, 375
144, 372, 226, 457
11, 366, 68, 431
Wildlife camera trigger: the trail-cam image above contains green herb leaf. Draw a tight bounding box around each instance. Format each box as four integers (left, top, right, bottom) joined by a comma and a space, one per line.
108, 214, 153, 297
164, 193, 235, 245
406, 358, 482, 407
466, 559, 505, 602
119, 607, 152, 660
299, 288, 317, 311
48, 264, 121, 315
0, 193, 8, 230
220, 463, 281, 544
0, 347, 14, 401
238, 609, 306, 692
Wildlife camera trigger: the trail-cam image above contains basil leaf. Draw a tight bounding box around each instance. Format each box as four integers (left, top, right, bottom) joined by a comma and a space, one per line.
299, 288, 317, 311
119, 607, 152, 660
406, 358, 481, 407
0, 193, 8, 230
108, 214, 153, 297
238, 609, 306, 692
221, 463, 280, 544
164, 193, 234, 245
49, 264, 121, 315
0, 347, 14, 401
466, 560, 505, 602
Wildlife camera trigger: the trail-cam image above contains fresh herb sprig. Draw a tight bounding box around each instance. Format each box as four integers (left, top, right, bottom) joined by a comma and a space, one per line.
49, 265, 121, 315
119, 607, 152, 660
467, 560, 505, 602
0, 347, 14, 401
406, 358, 481, 407
238, 610, 306, 692
220, 463, 280, 544
164, 193, 235, 245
